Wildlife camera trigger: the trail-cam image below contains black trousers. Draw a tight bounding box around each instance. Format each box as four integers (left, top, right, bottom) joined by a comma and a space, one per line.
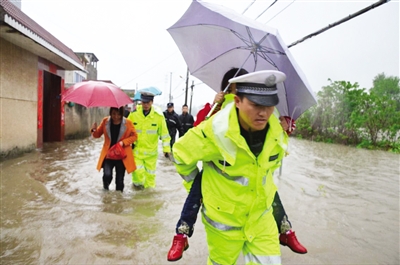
103, 159, 125, 192
170, 131, 177, 149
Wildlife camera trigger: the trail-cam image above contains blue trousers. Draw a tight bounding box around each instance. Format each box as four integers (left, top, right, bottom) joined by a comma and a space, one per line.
176, 171, 290, 237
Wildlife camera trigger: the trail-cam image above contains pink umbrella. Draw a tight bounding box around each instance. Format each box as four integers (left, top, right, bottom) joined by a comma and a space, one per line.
62, 80, 132, 108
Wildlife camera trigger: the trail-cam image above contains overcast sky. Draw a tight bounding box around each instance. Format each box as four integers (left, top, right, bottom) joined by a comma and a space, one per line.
21, 0, 399, 112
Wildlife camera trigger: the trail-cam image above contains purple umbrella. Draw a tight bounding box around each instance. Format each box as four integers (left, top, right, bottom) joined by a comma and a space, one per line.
167, 0, 317, 120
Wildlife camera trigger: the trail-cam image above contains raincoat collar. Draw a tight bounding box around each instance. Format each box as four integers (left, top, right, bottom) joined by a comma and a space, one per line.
136, 104, 163, 117
212, 102, 285, 166
105, 117, 127, 143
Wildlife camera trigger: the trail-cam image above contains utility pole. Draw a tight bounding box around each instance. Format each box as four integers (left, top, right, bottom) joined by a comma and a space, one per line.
189, 80, 194, 115
184, 67, 189, 105
169, 72, 172, 103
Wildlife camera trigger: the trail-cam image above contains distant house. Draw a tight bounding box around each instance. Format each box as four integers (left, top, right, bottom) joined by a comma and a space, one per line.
65, 53, 99, 88
0, 0, 94, 159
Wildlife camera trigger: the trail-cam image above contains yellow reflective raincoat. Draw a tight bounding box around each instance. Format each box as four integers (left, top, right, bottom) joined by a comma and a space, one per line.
127, 105, 170, 188
173, 102, 288, 265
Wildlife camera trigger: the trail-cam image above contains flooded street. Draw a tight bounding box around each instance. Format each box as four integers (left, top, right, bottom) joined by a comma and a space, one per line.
1, 137, 399, 264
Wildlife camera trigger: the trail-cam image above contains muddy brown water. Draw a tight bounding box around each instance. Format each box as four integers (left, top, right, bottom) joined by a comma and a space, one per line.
1, 137, 399, 264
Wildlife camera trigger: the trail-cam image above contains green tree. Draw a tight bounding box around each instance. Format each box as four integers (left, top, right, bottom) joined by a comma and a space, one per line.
311, 80, 362, 143
370, 73, 400, 110
364, 74, 400, 148
293, 73, 399, 152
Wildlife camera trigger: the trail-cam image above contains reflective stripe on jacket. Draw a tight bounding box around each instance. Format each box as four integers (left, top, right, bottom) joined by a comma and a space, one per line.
173, 102, 288, 241
128, 105, 171, 155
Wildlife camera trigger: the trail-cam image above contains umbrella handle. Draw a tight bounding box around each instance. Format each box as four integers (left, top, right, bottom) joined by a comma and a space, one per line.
206, 102, 220, 119
205, 55, 253, 119
205, 83, 230, 119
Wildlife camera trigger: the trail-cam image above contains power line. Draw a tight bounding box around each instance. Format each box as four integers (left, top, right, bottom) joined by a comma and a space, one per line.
242, 0, 257, 15
254, 0, 279, 20
288, 0, 390, 48
173, 90, 186, 100
172, 79, 185, 94
119, 51, 179, 88
264, 0, 296, 24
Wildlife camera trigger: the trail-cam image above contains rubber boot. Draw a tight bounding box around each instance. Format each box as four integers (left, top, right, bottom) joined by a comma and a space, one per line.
167, 234, 189, 261
279, 230, 307, 254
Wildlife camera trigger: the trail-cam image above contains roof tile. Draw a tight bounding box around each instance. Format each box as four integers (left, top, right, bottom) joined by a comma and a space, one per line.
1, 0, 82, 66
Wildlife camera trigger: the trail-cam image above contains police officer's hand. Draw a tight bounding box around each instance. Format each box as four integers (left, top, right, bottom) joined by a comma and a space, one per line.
213, 92, 224, 104
279, 116, 289, 131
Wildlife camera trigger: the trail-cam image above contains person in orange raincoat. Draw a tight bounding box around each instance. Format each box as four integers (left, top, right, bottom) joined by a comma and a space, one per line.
91, 107, 138, 192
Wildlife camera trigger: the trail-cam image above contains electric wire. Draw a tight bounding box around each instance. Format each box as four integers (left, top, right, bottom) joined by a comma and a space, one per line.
242, 0, 257, 14
254, 0, 278, 20
171, 79, 185, 94
264, 0, 296, 24
287, 0, 390, 48
119, 51, 179, 88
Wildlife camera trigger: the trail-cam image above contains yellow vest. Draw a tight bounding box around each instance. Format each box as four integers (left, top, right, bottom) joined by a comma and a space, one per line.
128, 105, 171, 155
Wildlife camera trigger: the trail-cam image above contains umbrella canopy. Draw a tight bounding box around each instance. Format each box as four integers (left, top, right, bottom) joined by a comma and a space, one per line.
138, 86, 162, 96
62, 80, 132, 108
133, 92, 142, 102
167, 0, 317, 120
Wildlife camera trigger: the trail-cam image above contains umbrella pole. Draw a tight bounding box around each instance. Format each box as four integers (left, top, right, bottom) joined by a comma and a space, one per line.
205, 55, 252, 119
189, 81, 194, 115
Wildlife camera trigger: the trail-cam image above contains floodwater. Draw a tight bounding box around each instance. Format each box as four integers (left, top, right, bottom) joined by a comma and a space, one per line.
1, 137, 399, 264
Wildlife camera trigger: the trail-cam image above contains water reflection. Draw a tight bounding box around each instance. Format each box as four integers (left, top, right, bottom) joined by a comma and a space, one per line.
0, 137, 398, 264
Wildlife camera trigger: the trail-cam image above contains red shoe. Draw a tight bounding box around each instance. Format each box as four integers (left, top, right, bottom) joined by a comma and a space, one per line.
167, 234, 189, 261
279, 231, 307, 254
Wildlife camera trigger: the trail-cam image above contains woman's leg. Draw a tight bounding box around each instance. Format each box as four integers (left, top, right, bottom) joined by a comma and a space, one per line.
115, 160, 126, 192
102, 159, 113, 190
272, 191, 307, 254
168, 170, 203, 261
175, 170, 203, 237
272, 191, 291, 233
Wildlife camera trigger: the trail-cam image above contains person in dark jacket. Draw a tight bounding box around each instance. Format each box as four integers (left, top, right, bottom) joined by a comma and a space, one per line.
178, 104, 194, 137
123, 105, 132, 118
163, 102, 183, 157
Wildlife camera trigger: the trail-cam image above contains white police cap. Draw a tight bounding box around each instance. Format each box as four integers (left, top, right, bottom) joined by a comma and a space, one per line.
229, 70, 286, 106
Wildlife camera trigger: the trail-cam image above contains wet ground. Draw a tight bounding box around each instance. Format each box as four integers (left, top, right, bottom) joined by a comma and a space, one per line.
1, 137, 399, 264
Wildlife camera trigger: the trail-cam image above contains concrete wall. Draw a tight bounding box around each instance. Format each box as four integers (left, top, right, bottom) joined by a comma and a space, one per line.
64, 104, 108, 140
86, 64, 97, 80
0, 38, 38, 159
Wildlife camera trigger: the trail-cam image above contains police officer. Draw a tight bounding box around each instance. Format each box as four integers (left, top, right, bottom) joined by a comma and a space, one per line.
163, 102, 183, 157
127, 93, 170, 189
172, 70, 288, 264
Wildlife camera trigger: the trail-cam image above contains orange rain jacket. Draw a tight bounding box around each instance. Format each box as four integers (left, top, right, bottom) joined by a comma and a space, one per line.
92, 116, 138, 173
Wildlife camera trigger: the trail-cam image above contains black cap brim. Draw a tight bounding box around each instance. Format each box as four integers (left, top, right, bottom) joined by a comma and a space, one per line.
140, 94, 154, 103
243, 94, 279, 107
